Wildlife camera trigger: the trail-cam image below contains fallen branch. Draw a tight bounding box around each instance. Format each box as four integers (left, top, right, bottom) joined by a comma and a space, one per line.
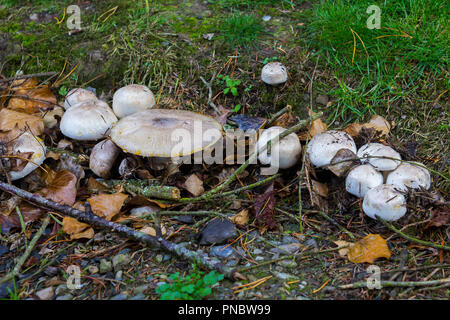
376, 216, 450, 251
0, 181, 236, 278
104, 179, 181, 200
0, 72, 58, 83
339, 278, 450, 289
0, 215, 50, 284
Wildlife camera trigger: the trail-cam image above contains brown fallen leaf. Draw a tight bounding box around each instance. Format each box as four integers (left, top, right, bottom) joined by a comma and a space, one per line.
62, 217, 94, 240
344, 115, 391, 137
10, 77, 39, 90
0, 108, 44, 142
39, 170, 77, 206
425, 207, 450, 229
184, 174, 204, 197
254, 184, 277, 230
334, 240, 354, 257
8, 85, 57, 113
229, 209, 249, 226
327, 148, 359, 177
0, 203, 44, 234
311, 179, 329, 197
348, 234, 391, 263
87, 192, 128, 221
139, 225, 167, 237
309, 118, 328, 137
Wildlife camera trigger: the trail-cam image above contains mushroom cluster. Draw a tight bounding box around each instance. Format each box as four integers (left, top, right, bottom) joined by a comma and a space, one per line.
306, 131, 431, 221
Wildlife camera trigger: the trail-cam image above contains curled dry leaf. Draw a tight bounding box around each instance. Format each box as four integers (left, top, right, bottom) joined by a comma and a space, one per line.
0, 108, 44, 142
425, 207, 450, 229
139, 225, 167, 237
8, 85, 57, 113
39, 170, 77, 206
87, 192, 128, 221
62, 216, 94, 240
344, 115, 391, 137
229, 209, 249, 226
348, 234, 391, 263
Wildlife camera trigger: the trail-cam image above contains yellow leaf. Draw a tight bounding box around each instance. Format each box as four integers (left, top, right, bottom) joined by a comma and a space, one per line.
348, 234, 391, 263
87, 192, 128, 221
8, 85, 57, 113
139, 225, 167, 236
309, 118, 327, 137
229, 209, 249, 226
364, 115, 391, 136
62, 217, 94, 240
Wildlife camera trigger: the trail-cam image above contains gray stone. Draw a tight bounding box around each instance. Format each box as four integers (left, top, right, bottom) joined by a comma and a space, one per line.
0, 282, 14, 299
112, 254, 131, 271
56, 294, 73, 300
270, 243, 301, 255
274, 272, 298, 281
305, 239, 318, 249
110, 293, 128, 300
253, 248, 263, 255
129, 293, 146, 300
36, 287, 54, 300
279, 260, 298, 268
133, 285, 149, 295
44, 266, 59, 277
115, 270, 123, 281
199, 219, 237, 245
282, 236, 300, 244
88, 265, 99, 274
210, 245, 234, 259
155, 254, 163, 263
316, 94, 329, 106
55, 284, 68, 296
100, 259, 112, 274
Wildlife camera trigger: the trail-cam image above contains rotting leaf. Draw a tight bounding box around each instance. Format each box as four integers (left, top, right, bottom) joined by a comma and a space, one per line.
62, 217, 94, 240
254, 184, 277, 230
87, 192, 128, 221
39, 170, 77, 206
348, 234, 391, 263
229, 209, 249, 226
425, 207, 450, 229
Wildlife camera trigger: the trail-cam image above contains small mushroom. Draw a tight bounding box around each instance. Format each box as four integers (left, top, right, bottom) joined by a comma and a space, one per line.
7, 132, 46, 181
345, 164, 383, 198
261, 62, 288, 85
60, 99, 118, 141
89, 139, 121, 178
63, 88, 97, 110
112, 84, 156, 118
362, 184, 407, 221
306, 130, 357, 167
110, 109, 222, 165
256, 126, 301, 169
386, 162, 431, 192
357, 143, 401, 171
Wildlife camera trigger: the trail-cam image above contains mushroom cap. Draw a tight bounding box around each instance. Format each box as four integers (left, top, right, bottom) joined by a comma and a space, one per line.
306, 130, 357, 167
8, 132, 46, 181
112, 84, 156, 118
357, 143, 401, 171
63, 88, 97, 110
345, 164, 383, 198
257, 126, 301, 169
110, 109, 223, 157
386, 162, 430, 192
261, 62, 288, 85
362, 184, 407, 221
60, 100, 118, 141
89, 139, 121, 178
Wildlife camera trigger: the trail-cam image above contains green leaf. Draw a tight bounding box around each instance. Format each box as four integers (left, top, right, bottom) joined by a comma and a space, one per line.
231, 87, 238, 96
181, 284, 195, 293
224, 87, 230, 94
233, 104, 241, 112
198, 287, 211, 297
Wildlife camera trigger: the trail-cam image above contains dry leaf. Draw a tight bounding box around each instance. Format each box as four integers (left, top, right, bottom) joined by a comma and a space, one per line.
229, 209, 249, 226
364, 115, 391, 136
0, 203, 44, 234
39, 170, 77, 206
334, 240, 353, 257
327, 148, 358, 177
10, 77, 38, 90
139, 225, 167, 236
311, 179, 328, 197
343, 122, 363, 137
184, 174, 204, 197
254, 184, 277, 230
87, 193, 128, 221
8, 85, 57, 113
309, 118, 327, 137
348, 234, 391, 263
62, 217, 94, 240
425, 207, 450, 229
0, 108, 44, 142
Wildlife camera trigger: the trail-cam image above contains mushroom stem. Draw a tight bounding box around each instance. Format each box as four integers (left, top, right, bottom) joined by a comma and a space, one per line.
197, 112, 323, 199
104, 179, 181, 200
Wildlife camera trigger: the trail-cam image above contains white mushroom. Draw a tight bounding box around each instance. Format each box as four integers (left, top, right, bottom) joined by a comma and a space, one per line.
60, 99, 117, 141
306, 130, 357, 167
357, 143, 401, 171
89, 139, 121, 178
386, 162, 431, 192
256, 126, 301, 169
112, 84, 156, 118
63, 88, 97, 110
345, 164, 383, 198
110, 109, 222, 161
7, 132, 46, 181
261, 62, 288, 85
362, 184, 407, 221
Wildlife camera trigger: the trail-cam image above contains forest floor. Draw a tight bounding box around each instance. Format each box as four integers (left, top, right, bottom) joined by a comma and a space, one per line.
0, 0, 448, 300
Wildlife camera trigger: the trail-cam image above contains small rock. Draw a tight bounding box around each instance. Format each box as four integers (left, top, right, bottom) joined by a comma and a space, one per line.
279, 260, 298, 268
112, 254, 131, 271
29, 13, 39, 21
133, 285, 149, 295
253, 248, 263, 255
129, 293, 146, 300
225, 258, 239, 267
210, 245, 234, 259
130, 206, 159, 218
99, 259, 112, 274
115, 270, 123, 281
43, 266, 59, 277
174, 215, 194, 224
88, 265, 99, 274
255, 256, 265, 261
163, 254, 172, 261
55, 284, 68, 296
316, 94, 329, 106
305, 239, 318, 249
155, 254, 164, 263
275, 272, 298, 281
110, 293, 128, 300
184, 174, 204, 197
94, 232, 105, 242
282, 236, 300, 244
36, 287, 54, 300
199, 218, 237, 245
270, 243, 301, 255
56, 294, 73, 300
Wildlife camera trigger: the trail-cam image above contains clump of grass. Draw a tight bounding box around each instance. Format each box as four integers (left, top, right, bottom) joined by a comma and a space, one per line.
220, 12, 264, 48
215, 0, 294, 9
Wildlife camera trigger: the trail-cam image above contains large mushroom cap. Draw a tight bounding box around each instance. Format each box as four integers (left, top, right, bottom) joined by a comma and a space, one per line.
112, 84, 156, 118
64, 88, 97, 110
362, 184, 407, 221
257, 126, 301, 169
261, 62, 288, 85
386, 162, 430, 191
345, 164, 383, 198
60, 99, 118, 141
8, 132, 46, 181
110, 109, 223, 157
357, 143, 401, 171
306, 130, 357, 167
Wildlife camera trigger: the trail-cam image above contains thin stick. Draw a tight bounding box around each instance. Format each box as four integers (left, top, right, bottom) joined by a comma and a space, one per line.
339, 278, 450, 289
266, 105, 291, 127
0, 72, 58, 83
0, 216, 50, 284
376, 216, 450, 251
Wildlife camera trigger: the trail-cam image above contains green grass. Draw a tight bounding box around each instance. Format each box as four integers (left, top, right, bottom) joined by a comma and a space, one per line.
220, 12, 264, 48
306, 0, 449, 123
